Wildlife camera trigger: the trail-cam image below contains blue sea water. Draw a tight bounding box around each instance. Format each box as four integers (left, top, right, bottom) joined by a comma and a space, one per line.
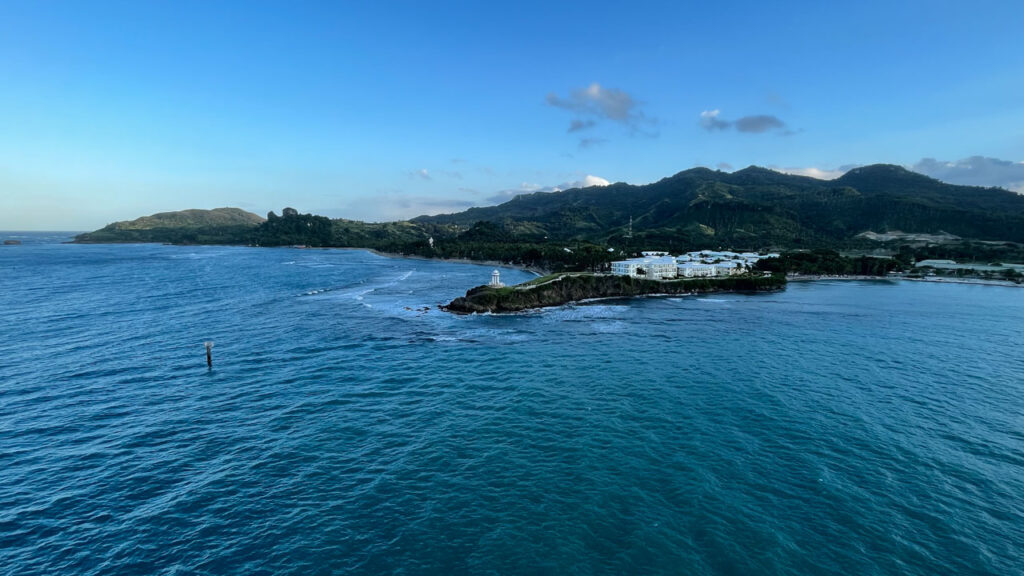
1, 234, 1022, 575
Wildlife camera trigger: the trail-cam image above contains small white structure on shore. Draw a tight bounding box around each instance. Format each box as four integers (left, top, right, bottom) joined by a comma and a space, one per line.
489, 269, 504, 288
612, 249, 779, 279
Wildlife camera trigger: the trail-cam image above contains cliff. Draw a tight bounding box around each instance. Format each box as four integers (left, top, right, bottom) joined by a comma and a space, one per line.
443, 273, 786, 314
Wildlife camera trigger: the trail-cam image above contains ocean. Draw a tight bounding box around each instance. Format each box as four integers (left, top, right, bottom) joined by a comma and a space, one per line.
1, 234, 1021, 575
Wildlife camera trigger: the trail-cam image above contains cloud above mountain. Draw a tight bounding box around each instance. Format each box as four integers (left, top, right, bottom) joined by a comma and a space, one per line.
547, 83, 656, 143
548, 83, 639, 122
775, 165, 860, 180
734, 115, 786, 133
772, 157, 1024, 192
486, 175, 610, 204
912, 156, 1024, 192
699, 110, 730, 131
700, 109, 790, 135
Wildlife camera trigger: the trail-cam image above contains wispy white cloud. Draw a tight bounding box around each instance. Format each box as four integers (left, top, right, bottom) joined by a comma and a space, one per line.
547, 83, 656, 142
700, 109, 730, 131
408, 167, 462, 180
548, 83, 640, 122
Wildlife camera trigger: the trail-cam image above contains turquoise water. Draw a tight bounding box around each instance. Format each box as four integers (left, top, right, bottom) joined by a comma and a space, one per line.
1, 235, 1022, 575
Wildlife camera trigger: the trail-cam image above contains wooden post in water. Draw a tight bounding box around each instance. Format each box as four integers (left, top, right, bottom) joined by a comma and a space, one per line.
204, 341, 214, 368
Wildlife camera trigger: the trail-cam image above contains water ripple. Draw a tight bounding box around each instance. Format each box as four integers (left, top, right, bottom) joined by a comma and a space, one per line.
0, 240, 1022, 575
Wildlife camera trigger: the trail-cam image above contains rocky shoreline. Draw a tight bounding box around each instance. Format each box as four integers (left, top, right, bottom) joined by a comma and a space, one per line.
442, 273, 787, 314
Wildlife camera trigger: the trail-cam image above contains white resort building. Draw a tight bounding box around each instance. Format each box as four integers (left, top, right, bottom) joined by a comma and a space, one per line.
611, 250, 778, 279
610, 254, 679, 279
676, 262, 717, 277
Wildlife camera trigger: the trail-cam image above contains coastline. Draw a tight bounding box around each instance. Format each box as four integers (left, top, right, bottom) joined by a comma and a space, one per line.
901, 276, 1023, 288
787, 273, 1022, 287
786, 274, 896, 282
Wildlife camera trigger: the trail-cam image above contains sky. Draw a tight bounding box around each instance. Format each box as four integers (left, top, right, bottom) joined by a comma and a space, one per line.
2, 1, 1023, 230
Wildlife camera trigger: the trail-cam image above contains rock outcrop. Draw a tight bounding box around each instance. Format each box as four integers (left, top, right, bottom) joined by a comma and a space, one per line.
444, 273, 785, 314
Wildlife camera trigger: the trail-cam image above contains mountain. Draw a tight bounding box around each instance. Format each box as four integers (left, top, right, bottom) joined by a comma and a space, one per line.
75, 208, 265, 244
414, 164, 1024, 248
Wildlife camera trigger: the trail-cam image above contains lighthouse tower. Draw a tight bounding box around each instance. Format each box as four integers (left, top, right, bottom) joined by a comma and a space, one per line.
489, 269, 504, 288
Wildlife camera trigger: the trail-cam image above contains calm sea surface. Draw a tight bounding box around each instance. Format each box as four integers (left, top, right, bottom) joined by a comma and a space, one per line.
1, 233, 1022, 575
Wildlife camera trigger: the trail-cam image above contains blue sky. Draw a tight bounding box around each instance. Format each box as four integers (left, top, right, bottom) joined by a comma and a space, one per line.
2, 1, 1023, 230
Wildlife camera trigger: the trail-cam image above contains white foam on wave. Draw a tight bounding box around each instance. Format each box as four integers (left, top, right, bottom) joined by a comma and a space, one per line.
592, 320, 627, 333
458, 327, 529, 343
341, 287, 374, 299
169, 248, 232, 260
539, 304, 629, 321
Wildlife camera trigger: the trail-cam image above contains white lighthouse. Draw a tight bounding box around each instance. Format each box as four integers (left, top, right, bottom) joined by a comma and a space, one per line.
489, 269, 504, 288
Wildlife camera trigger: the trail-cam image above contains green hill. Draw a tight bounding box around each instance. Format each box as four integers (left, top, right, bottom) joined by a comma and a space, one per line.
414, 164, 1024, 248
75, 208, 265, 244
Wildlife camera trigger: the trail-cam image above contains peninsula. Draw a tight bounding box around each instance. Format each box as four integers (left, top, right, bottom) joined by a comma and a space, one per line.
443, 272, 785, 314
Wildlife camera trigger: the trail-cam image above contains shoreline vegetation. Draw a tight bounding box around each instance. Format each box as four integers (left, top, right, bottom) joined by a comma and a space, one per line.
442, 273, 786, 314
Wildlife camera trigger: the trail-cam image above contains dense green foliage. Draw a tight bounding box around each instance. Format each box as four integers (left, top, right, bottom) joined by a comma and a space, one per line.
755, 250, 900, 276
901, 241, 1024, 264
253, 208, 333, 247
